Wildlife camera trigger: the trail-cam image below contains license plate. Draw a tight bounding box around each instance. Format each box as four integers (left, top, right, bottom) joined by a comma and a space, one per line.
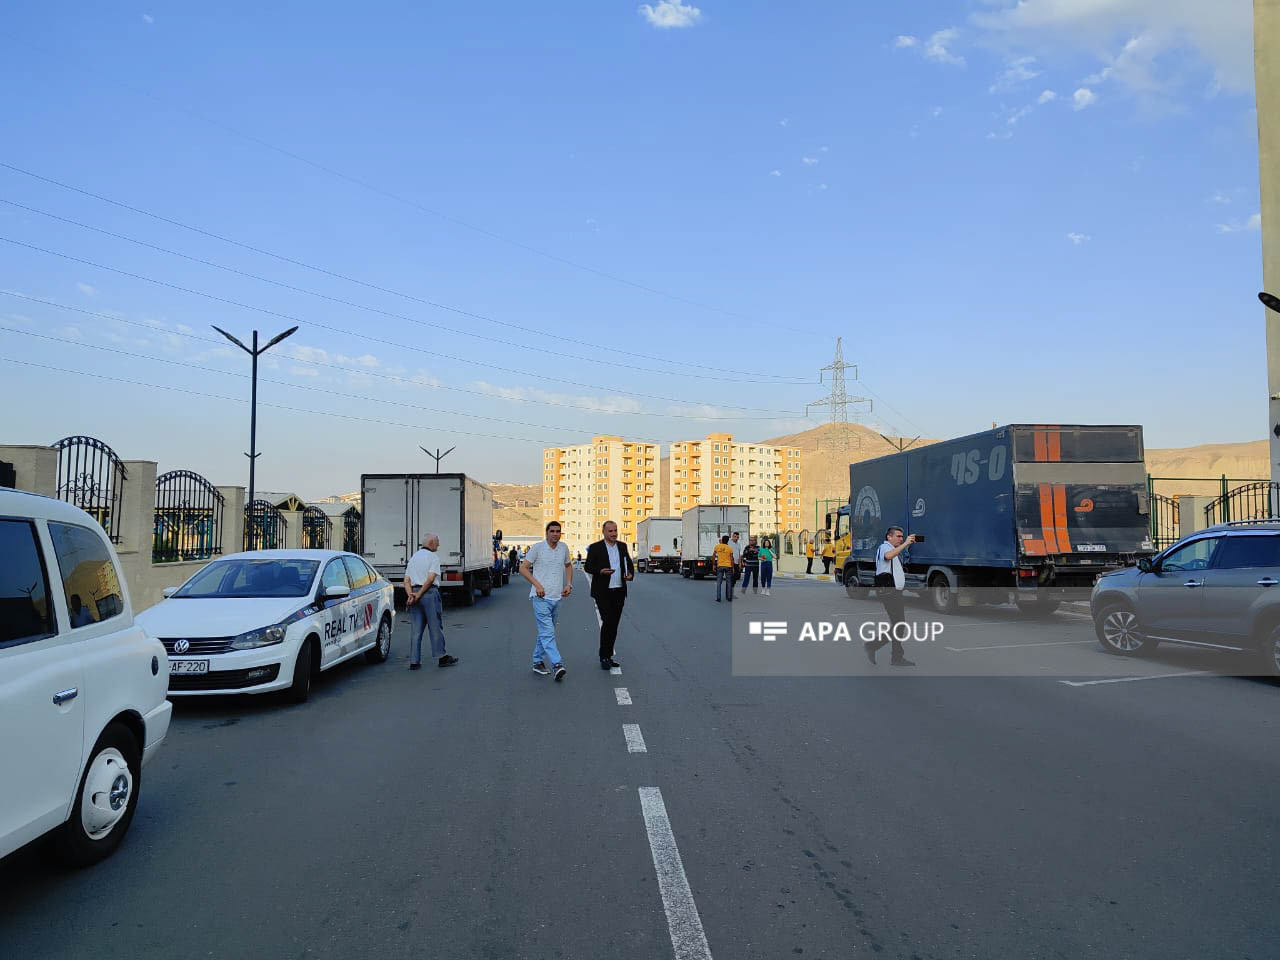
170, 660, 209, 675
1076, 544, 1106, 553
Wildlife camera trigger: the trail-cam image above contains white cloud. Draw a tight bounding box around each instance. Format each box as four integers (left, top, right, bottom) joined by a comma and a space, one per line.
987, 131, 1014, 141
1037, 89, 1057, 104
639, 1, 702, 29
820, 145, 830, 152
801, 156, 819, 165
471, 380, 642, 414
1248, 212, 1262, 230
1216, 213, 1262, 234
75, 282, 96, 296
1073, 87, 1098, 110
8, 313, 32, 326
931, 106, 944, 116
1209, 191, 1231, 205
176, 323, 194, 334
769, 169, 782, 177
894, 35, 919, 49
141, 13, 153, 24
411, 371, 442, 389
817, 183, 829, 191
989, 55, 1040, 93
1067, 232, 1091, 244
289, 344, 331, 365
779, 118, 789, 127
923, 27, 965, 66
288, 366, 320, 378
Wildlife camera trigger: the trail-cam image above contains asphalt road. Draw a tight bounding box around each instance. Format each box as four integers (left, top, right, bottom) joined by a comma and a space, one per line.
3, 569, 1278, 959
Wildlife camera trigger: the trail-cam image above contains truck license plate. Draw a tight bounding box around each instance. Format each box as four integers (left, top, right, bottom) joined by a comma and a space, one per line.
1076, 544, 1106, 552
170, 660, 209, 675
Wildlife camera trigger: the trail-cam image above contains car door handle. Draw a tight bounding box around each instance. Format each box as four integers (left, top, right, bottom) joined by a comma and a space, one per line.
52, 687, 78, 705
1258, 578, 1279, 587
1183, 580, 1202, 588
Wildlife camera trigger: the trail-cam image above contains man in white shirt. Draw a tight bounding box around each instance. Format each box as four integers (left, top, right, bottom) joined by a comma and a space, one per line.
867, 526, 917, 667
403, 534, 457, 670
584, 520, 634, 670
729, 531, 743, 585
519, 520, 573, 681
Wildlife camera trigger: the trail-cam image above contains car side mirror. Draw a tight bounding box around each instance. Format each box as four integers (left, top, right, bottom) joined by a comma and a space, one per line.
324, 585, 351, 599
162, 586, 179, 598
1136, 557, 1153, 573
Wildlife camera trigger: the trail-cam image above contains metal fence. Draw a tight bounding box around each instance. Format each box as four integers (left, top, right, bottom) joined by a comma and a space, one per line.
342, 508, 362, 553
54, 435, 127, 542
301, 505, 329, 549
244, 499, 288, 551
1148, 493, 1180, 552
1205, 481, 1280, 526
153, 470, 224, 562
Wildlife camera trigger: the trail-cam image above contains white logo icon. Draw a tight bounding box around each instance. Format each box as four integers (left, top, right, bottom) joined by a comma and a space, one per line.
912, 498, 926, 517
748, 621, 787, 641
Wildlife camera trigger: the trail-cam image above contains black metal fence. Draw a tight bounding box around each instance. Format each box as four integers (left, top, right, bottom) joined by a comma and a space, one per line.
301, 505, 329, 549
342, 507, 362, 553
244, 499, 287, 550
153, 470, 224, 563
1205, 482, 1280, 526
54, 436, 127, 542
1149, 493, 1180, 551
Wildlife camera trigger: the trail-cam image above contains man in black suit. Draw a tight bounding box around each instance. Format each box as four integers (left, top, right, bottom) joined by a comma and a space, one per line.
584, 519, 634, 670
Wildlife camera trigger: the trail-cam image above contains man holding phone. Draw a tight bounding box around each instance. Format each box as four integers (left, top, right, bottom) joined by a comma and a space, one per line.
867, 526, 918, 666
584, 520, 634, 670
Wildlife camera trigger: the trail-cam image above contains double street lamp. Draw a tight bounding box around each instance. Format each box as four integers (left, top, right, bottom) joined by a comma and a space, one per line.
767, 481, 790, 544
212, 324, 299, 548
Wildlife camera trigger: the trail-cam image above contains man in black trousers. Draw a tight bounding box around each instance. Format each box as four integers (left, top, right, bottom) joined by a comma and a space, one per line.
584, 520, 634, 670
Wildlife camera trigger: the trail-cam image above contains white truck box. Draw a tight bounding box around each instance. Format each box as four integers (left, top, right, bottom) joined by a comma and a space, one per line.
636, 516, 682, 573
679, 505, 750, 578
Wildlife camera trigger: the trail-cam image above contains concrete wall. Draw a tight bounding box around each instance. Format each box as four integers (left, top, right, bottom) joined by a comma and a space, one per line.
1258, 0, 1280, 483
2, 445, 57, 497
1177, 496, 1215, 539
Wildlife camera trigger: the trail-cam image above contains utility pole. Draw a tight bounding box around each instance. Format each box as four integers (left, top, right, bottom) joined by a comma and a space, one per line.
807, 337, 872, 453
1257, 0, 1279, 490
767, 481, 790, 540
420, 446, 456, 475
212, 324, 298, 549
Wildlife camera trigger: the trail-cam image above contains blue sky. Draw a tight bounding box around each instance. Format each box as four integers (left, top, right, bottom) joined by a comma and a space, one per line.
0, 0, 1265, 498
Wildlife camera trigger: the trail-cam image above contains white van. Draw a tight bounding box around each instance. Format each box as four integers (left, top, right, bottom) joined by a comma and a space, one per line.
0, 488, 172, 865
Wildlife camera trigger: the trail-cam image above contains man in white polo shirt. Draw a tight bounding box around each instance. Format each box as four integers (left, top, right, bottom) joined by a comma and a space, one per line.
867, 526, 917, 667
404, 533, 458, 670
519, 520, 574, 681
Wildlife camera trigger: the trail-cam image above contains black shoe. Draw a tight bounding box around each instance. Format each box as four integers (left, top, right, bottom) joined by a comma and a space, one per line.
864, 644, 876, 665
409, 662, 422, 671
438, 655, 459, 668
890, 657, 916, 667
554, 663, 566, 682
715, 597, 721, 602
601, 659, 612, 670
532, 662, 550, 676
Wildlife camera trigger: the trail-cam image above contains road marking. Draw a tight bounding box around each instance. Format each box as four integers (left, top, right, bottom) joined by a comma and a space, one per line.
1059, 671, 1215, 687
638, 787, 713, 960
610, 665, 623, 675
623, 723, 647, 753
615, 687, 632, 705
944, 639, 1097, 652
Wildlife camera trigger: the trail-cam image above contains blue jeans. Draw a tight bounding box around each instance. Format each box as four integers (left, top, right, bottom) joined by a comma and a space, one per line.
741, 565, 759, 590
716, 567, 734, 600
531, 595, 563, 666
408, 589, 446, 663
760, 561, 773, 588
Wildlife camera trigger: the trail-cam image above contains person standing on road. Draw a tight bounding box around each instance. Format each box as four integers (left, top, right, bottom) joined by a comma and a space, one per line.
805, 539, 815, 575
758, 539, 775, 595
740, 536, 761, 594
713, 535, 735, 602
584, 520, 633, 670
821, 538, 835, 575
404, 534, 458, 671
729, 531, 743, 586
521, 520, 573, 681
509, 545, 519, 572
866, 526, 917, 667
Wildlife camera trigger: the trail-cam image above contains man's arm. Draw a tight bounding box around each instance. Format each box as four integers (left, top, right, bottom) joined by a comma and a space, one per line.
561, 558, 574, 596
884, 536, 916, 561
424, 568, 438, 591
403, 572, 420, 604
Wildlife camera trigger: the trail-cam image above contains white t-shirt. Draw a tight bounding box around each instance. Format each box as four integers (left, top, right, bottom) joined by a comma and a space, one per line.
875, 541, 905, 590
406, 548, 441, 588
606, 541, 622, 589
730, 539, 743, 564
526, 539, 571, 599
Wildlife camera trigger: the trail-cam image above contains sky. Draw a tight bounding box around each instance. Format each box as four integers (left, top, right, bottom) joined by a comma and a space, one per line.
0, 0, 1266, 499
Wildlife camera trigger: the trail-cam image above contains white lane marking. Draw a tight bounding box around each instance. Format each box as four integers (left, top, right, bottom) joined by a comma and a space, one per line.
944, 639, 1097, 652
610, 665, 623, 675
1059, 671, 1214, 687
638, 787, 713, 960
623, 723, 648, 753
616, 687, 632, 705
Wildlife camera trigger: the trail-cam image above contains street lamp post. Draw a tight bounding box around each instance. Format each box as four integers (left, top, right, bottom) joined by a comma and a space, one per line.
212, 324, 299, 548
767, 481, 790, 545
420, 446, 457, 475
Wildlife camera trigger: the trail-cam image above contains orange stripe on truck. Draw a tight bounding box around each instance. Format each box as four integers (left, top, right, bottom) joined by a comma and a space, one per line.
1052, 483, 1072, 553
1039, 483, 1059, 553
1033, 431, 1047, 461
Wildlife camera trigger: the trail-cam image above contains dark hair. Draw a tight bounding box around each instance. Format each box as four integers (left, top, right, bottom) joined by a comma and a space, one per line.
546, 520, 562, 532
721, 535, 730, 544
602, 520, 617, 530
885, 525, 904, 539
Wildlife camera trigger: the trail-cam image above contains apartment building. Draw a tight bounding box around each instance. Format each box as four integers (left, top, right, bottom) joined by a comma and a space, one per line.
668, 434, 804, 535
542, 437, 659, 552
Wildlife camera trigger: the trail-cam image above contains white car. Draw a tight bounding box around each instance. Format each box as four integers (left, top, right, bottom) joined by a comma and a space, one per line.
0, 489, 172, 865
137, 550, 395, 702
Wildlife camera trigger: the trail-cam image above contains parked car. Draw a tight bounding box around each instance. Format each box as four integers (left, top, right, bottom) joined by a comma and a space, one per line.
1090, 519, 1280, 675
136, 550, 395, 702
0, 489, 172, 865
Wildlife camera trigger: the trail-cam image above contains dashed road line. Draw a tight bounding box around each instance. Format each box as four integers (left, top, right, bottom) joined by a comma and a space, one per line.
623, 723, 648, 753
610, 665, 623, 675
615, 687, 632, 705
639, 787, 713, 960
945, 639, 1097, 652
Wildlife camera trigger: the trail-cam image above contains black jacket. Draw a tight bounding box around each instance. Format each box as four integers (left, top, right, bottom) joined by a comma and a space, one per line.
584, 539, 634, 600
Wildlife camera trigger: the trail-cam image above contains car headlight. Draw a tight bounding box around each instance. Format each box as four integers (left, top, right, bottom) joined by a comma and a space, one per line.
230, 623, 288, 650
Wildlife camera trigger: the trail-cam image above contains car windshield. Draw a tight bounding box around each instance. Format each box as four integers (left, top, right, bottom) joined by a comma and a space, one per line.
172, 558, 320, 598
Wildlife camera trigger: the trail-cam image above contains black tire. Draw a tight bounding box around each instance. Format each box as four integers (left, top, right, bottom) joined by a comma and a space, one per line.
1016, 598, 1061, 617
1094, 602, 1157, 656
479, 572, 492, 598
681, 565, 692, 579
844, 567, 866, 600
53, 721, 142, 866
1255, 624, 1280, 678
929, 574, 959, 615
460, 574, 476, 606
288, 638, 315, 703
365, 615, 393, 664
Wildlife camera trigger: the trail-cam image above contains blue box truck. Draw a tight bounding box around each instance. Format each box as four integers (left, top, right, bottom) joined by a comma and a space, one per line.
830, 425, 1154, 614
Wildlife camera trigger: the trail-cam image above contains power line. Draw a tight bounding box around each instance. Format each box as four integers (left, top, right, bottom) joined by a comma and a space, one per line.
0, 196, 804, 385
0, 291, 788, 422
0, 238, 802, 415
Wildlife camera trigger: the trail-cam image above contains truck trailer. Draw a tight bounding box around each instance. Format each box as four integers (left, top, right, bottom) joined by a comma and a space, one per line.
831, 425, 1153, 614
680, 505, 750, 579
636, 516, 682, 573
361, 473, 496, 605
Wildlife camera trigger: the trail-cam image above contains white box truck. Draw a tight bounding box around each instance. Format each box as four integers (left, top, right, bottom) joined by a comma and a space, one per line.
680, 505, 750, 579
636, 516, 682, 573
361, 473, 495, 605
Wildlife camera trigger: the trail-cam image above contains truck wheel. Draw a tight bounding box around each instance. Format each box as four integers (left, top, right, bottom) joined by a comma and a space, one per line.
929, 574, 959, 615
1094, 602, 1155, 656
480, 572, 492, 598
52, 721, 142, 866
681, 565, 691, 579
844, 568, 866, 600
460, 574, 477, 606
1016, 598, 1061, 617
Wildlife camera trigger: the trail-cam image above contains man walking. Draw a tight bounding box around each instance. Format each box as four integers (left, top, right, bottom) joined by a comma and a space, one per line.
866, 526, 917, 667
822, 538, 835, 575
805, 539, 815, 575
729, 531, 743, 587
740, 536, 761, 594
404, 534, 458, 670
584, 520, 633, 670
520, 520, 573, 681
713, 535, 735, 602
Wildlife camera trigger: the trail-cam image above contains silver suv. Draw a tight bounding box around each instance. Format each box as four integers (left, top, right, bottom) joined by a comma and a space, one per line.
1090, 519, 1280, 676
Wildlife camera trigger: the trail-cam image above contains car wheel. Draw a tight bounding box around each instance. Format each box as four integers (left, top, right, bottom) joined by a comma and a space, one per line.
1094, 602, 1154, 656
929, 574, 958, 615
365, 615, 392, 664
1256, 625, 1280, 678
288, 638, 315, 703
53, 722, 141, 866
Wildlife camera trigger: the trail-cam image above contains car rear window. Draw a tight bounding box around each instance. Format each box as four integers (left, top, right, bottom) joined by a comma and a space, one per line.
1214, 535, 1280, 570
342, 556, 373, 588
0, 519, 56, 646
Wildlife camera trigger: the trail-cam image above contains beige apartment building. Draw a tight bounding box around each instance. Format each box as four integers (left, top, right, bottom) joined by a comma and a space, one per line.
668, 434, 803, 535
542, 437, 659, 552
